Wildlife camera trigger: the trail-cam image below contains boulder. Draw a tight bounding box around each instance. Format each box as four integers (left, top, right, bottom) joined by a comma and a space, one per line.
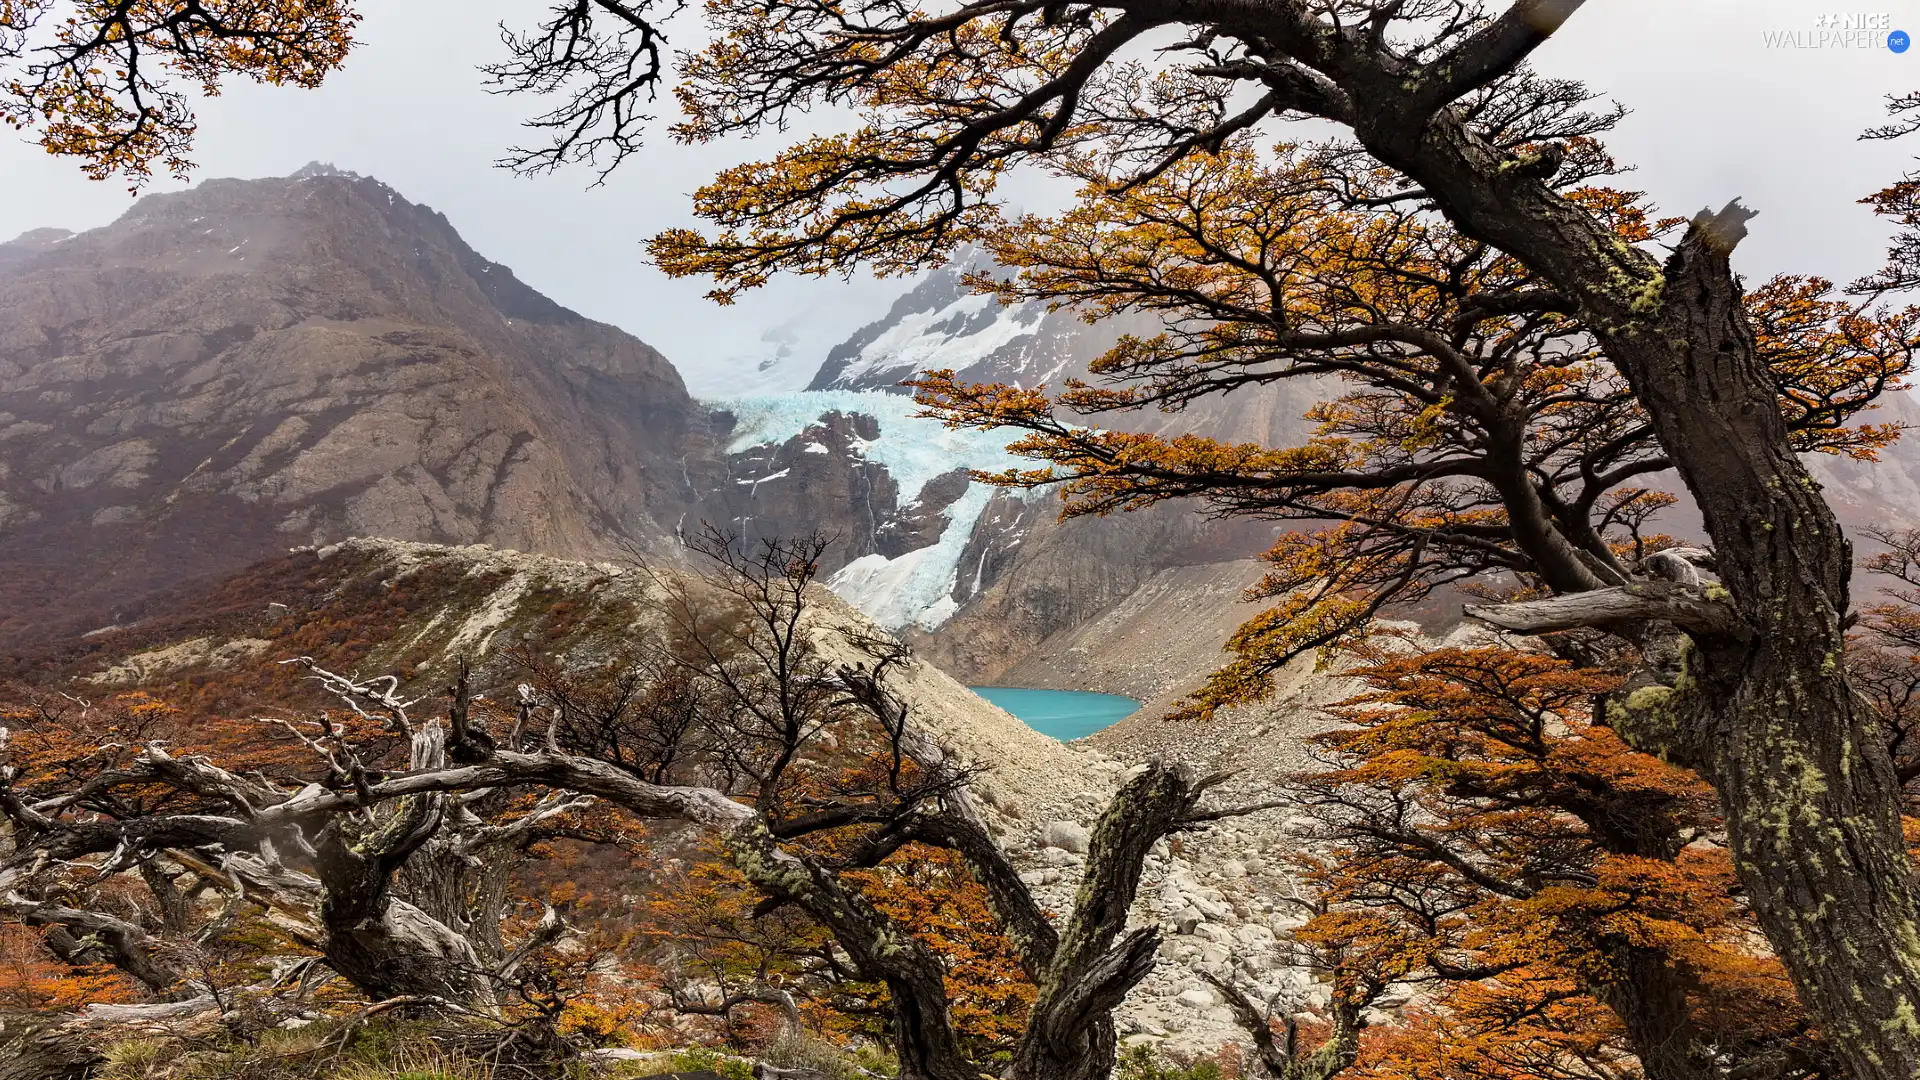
1041, 820, 1091, 853
1175, 987, 1220, 1010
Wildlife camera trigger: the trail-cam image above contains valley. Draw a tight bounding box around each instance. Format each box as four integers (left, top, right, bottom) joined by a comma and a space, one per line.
7, 154, 1920, 1080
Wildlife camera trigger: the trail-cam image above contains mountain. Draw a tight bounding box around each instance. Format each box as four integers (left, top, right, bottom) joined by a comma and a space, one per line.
743, 254, 1317, 688
0, 163, 730, 652
14, 165, 1915, 700
0, 168, 1105, 659
808, 252, 1129, 394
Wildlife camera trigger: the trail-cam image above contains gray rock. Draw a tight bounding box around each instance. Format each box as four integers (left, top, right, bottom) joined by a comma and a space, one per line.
1175, 987, 1219, 1010
1042, 820, 1091, 853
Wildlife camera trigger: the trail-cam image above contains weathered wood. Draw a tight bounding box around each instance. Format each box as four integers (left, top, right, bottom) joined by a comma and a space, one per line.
0, 1018, 100, 1080
1464, 580, 1740, 637
1012, 762, 1220, 1080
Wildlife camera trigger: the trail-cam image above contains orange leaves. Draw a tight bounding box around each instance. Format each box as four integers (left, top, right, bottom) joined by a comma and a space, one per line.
636, 839, 1032, 1057
1294, 645, 1813, 1077
1746, 274, 1919, 459
849, 845, 1035, 1055
3, 0, 359, 188
0, 925, 143, 1011
655, 2, 1141, 298
985, 140, 1507, 339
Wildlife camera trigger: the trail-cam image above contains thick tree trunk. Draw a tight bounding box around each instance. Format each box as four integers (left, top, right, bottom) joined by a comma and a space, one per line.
1590, 950, 1716, 1080
1012, 763, 1213, 1080
1688, 645, 1920, 1073
0, 1018, 98, 1080
311, 726, 493, 1006
1607, 220, 1920, 1078
1332, 95, 1920, 1077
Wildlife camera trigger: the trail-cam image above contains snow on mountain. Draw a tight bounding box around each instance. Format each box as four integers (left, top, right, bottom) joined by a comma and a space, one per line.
709, 390, 1032, 631
698, 252, 1156, 633
682, 348, 820, 397
808, 254, 1113, 394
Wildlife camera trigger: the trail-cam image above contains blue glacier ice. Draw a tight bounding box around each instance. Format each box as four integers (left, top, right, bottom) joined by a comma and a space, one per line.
704, 390, 1039, 631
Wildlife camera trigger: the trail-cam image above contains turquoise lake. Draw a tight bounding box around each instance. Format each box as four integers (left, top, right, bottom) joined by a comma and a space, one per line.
969, 686, 1141, 741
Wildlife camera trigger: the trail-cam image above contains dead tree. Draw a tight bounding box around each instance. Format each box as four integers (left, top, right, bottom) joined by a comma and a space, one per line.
0, 531, 1269, 1080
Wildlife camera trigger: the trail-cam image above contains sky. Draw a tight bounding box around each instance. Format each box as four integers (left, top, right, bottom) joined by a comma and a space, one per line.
3, 0, 1919, 393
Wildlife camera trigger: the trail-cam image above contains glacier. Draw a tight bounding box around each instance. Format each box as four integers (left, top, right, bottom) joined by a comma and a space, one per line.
707, 390, 1036, 630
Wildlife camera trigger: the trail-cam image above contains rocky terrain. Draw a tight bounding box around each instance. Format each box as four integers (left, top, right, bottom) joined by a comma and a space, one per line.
806, 251, 1131, 395
10, 535, 1352, 1058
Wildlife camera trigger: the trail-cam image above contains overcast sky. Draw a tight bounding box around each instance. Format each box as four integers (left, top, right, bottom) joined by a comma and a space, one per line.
3, 0, 1919, 393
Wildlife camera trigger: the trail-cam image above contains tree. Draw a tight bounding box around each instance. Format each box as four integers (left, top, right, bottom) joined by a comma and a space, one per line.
18, 0, 1920, 1070
636, 839, 1037, 1060
0, 0, 358, 188
904, 143, 1910, 715
637, 5, 1920, 1069
1288, 643, 1822, 1080
0, 531, 1270, 1080
0, 1, 674, 189
0, 671, 594, 1021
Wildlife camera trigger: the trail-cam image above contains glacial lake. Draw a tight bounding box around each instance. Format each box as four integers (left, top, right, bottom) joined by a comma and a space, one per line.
970, 686, 1141, 741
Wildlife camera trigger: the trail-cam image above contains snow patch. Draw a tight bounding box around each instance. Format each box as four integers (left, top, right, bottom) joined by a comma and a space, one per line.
703, 390, 1036, 630
832, 292, 1043, 388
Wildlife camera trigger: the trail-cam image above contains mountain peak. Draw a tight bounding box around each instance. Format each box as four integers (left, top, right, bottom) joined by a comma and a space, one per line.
289, 160, 360, 180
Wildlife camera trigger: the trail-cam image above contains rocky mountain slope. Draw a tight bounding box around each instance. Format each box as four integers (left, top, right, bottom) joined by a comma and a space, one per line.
0, 167, 1019, 657
12, 159, 1919, 709
807, 251, 1123, 395
0, 163, 724, 650
8, 537, 1329, 1056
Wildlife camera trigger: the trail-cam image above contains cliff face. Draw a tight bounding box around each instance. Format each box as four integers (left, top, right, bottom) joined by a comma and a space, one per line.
0, 165, 720, 651
801, 254, 1319, 682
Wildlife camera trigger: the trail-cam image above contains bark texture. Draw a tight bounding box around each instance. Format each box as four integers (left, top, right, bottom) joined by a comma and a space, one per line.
0, 1018, 99, 1080
1011, 763, 1212, 1080
1345, 90, 1920, 1077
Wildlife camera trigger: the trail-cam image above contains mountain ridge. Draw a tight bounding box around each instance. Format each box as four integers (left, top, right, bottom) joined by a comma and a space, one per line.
0, 168, 1056, 656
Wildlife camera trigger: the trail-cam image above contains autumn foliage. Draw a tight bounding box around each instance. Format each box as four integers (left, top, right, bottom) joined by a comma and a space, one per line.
909, 143, 1917, 719
1289, 643, 1820, 1078
0, 0, 358, 187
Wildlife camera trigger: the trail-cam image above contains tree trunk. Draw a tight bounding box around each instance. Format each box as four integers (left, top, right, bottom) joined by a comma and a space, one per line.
0, 1018, 98, 1080
1589, 949, 1716, 1080
1604, 217, 1920, 1079
1342, 99, 1920, 1078
311, 725, 493, 1006
1012, 763, 1213, 1080
723, 819, 980, 1080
